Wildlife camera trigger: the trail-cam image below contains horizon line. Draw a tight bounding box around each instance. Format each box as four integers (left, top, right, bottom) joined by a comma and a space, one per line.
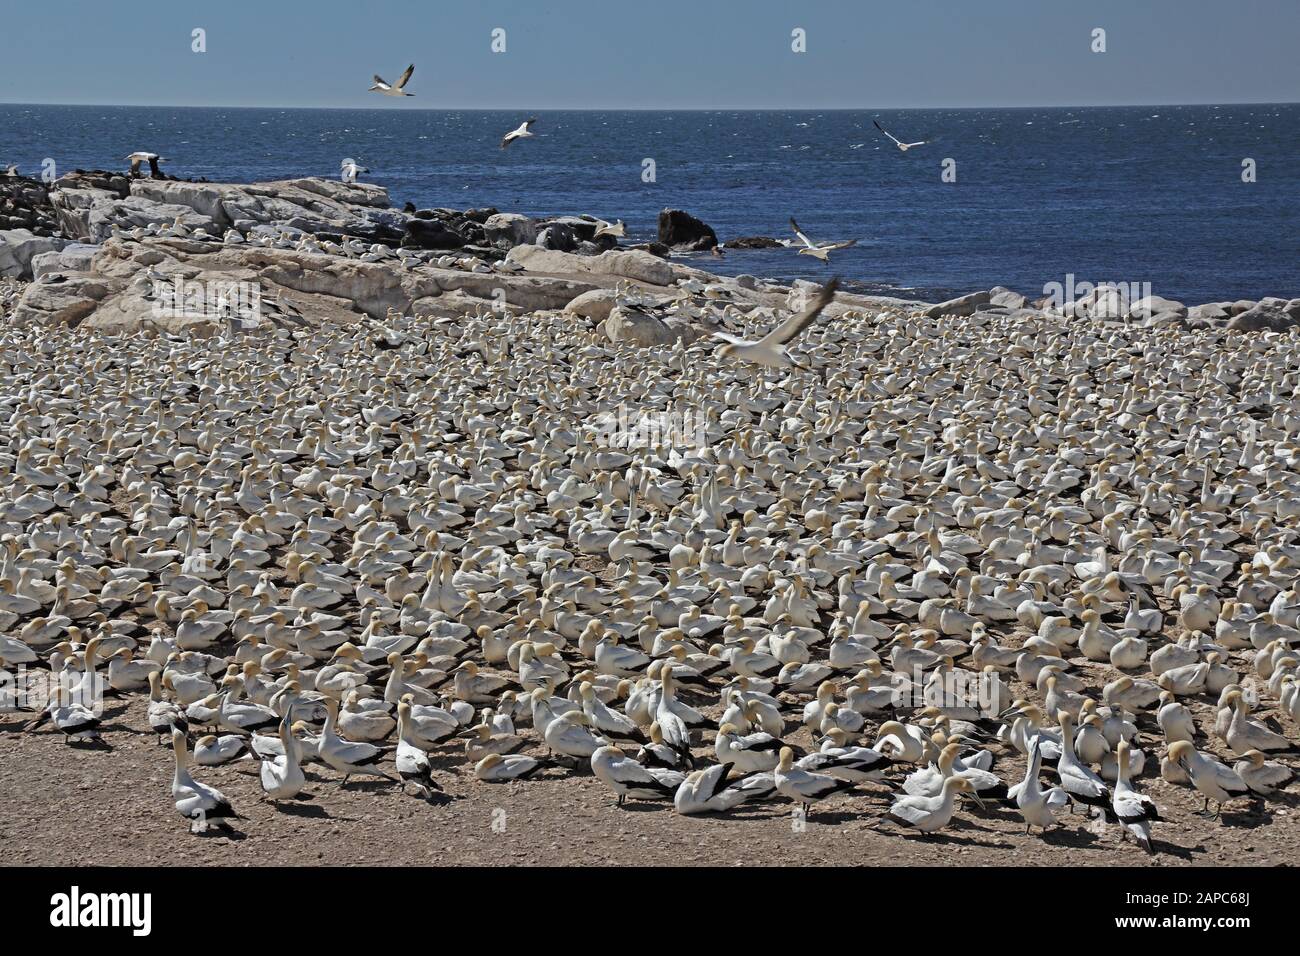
2, 99, 1298, 112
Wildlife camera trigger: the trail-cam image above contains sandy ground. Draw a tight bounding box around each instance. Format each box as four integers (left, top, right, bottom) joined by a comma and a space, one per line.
2, 695, 1295, 867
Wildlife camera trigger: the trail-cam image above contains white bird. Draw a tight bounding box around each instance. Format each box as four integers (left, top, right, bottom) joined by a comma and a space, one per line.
873, 119, 931, 151
500, 118, 537, 149
1110, 739, 1159, 853
1011, 738, 1069, 834
591, 745, 685, 806
259, 710, 307, 801
713, 277, 838, 371
125, 151, 166, 177
888, 776, 980, 834
673, 763, 774, 815
318, 696, 396, 785
475, 752, 549, 782
193, 734, 248, 766
1168, 740, 1250, 821
340, 159, 369, 184
774, 746, 856, 816
170, 728, 238, 832
369, 64, 415, 97
789, 218, 857, 261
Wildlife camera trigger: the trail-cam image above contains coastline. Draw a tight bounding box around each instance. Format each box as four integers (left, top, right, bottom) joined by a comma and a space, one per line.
2, 170, 1298, 332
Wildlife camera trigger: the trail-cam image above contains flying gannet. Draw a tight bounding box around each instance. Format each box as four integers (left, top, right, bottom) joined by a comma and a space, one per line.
340, 158, 369, 184
125, 152, 166, 178
873, 119, 931, 152
789, 218, 857, 261
713, 277, 839, 373
369, 64, 415, 97
500, 118, 537, 149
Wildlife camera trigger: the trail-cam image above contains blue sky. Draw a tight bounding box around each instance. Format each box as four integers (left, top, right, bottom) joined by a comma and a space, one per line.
1, 0, 1296, 109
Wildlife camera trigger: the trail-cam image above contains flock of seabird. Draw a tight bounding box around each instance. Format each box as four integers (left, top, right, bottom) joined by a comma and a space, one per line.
4, 249, 1299, 851
4, 61, 1296, 855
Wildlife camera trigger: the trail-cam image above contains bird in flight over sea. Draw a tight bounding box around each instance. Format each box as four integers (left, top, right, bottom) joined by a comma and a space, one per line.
369, 64, 415, 97
126, 152, 166, 178
712, 277, 839, 374
340, 159, 369, 183
873, 120, 931, 152
789, 218, 857, 262
500, 118, 537, 149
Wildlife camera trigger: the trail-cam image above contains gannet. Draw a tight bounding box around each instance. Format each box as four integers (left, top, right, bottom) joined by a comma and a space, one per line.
713, 277, 839, 372
259, 710, 307, 801
1168, 740, 1250, 820
125, 152, 166, 177
475, 752, 549, 782
1011, 738, 1069, 833
340, 159, 369, 184
888, 776, 981, 834
591, 745, 685, 806
774, 746, 856, 816
789, 219, 857, 261
170, 728, 238, 832
873, 120, 931, 152
500, 118, 537, 149
1110, 739, 1159, 853
369, 64, 415, 96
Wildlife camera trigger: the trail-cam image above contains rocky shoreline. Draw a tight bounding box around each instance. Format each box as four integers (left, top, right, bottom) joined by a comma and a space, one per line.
2, 168, 1299, 334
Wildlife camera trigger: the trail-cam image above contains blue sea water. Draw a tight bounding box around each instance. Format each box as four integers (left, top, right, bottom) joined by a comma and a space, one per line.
2, 103, 1297, 303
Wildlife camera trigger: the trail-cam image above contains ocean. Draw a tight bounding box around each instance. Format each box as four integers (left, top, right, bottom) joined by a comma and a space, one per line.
2, 103, 1297, 304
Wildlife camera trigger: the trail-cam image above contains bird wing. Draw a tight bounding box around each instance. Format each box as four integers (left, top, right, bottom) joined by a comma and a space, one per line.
789, 217, 816, 248
524, 117, 537, 129
395, 64, 415, 89
710, 331, 754, 346
372, 75, 391, 89
759, 277, 840, 348
1113, 791, 1153, 823
825, 239, 858, 251
873, 120, 904, 147
890, 798, 931, 825
500, 131, 517, 149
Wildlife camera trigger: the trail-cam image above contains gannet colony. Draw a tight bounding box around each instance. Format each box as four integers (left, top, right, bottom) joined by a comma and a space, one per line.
2, 155, 1300, 866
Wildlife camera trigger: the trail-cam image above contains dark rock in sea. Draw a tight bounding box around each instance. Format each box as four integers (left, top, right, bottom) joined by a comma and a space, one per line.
404, 218, 465, 250
630, 242, 670, 259
658, 208, 717, 251
724, 236, 783, 249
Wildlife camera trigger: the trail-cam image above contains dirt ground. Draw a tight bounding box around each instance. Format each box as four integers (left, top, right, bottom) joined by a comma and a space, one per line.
2, 697, 1295, 867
